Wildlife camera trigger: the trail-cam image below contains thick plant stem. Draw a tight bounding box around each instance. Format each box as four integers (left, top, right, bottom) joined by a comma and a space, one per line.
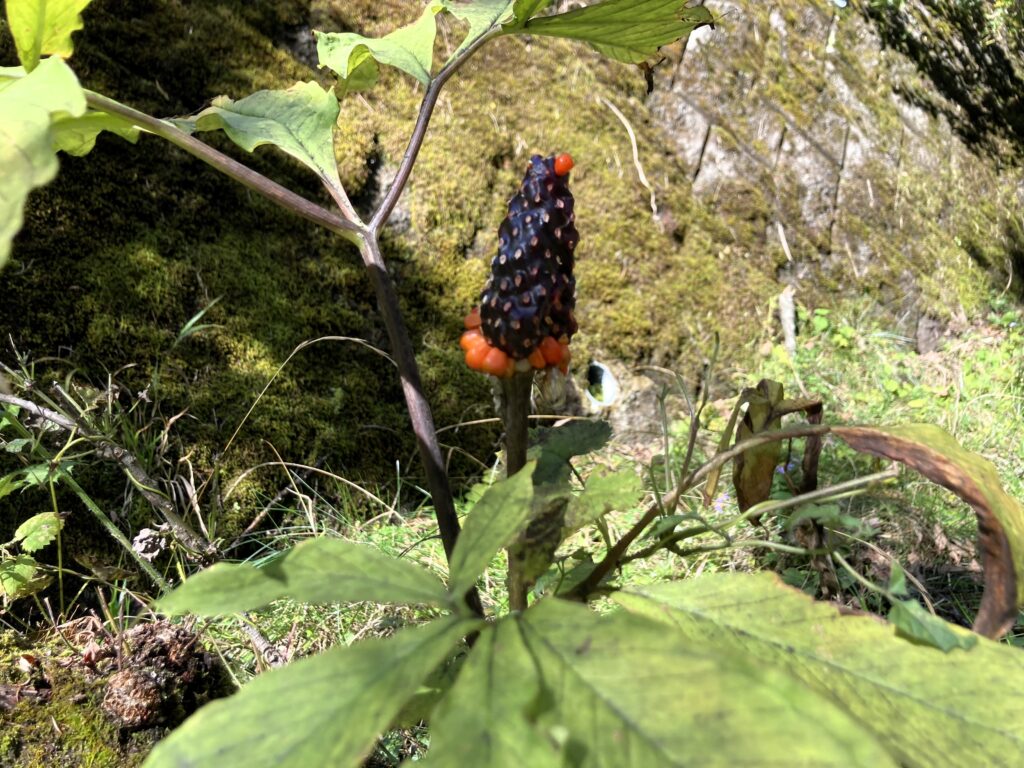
500, 373, 534, 611
359, 239, 483, 618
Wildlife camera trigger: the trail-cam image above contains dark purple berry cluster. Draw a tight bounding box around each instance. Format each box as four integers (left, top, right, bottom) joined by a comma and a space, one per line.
479, 154, 578, 360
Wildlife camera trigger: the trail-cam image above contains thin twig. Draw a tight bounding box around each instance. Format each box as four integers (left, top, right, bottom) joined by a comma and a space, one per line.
369, 30, 497, 233
500, 373, 535, 611
0, 392, 214, 561
597, 95, 657, 218
569, 423, 833, 598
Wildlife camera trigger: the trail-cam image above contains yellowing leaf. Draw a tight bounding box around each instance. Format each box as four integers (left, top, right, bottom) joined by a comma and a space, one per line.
0, 56, 86, 269
316, 3, 442, 88
5, 0, 95, 71
835, 424, 1024, 637
172, 81, 344, 198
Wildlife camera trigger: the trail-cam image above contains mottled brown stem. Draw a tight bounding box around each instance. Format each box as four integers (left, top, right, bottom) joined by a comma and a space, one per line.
500, 373, 534, 611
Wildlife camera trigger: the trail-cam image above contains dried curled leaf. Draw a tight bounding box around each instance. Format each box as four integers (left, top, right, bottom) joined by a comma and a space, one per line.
834, 424, 1024, 638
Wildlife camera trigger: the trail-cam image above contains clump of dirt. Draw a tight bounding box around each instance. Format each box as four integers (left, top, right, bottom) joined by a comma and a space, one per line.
1, 619, 232, 768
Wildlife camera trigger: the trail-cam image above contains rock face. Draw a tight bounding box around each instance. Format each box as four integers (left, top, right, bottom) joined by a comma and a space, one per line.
650, 0, 1021, 334
1, 0, 1022, 514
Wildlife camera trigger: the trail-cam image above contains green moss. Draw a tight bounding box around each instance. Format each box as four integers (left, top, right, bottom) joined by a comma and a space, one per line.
0, 632, 140, 768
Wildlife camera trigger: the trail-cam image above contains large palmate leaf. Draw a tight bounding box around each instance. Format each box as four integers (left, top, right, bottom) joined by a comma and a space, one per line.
617, 573, 1024, 767
834, 424, 1024, 637
143, 617, 477, 768
172, 81, 344, 198
447, 462, 535, 597
440, 0, 515, 60
419, 617, 562, 767
512, 0, 714, 64
0, 55, 85, 269
519, 598, 893, 767
159, 537, 447, 616
5, 0, 94, 70
316, 2, 442, 88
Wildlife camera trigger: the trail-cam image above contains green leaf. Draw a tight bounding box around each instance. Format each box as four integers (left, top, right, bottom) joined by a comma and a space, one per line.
512, 0, 714, 64
564, 467, 642, 531
519, 598, 894, 767
420, 617, 562, 767
617, 572, 1024, 766
4, 438, 32, 453
159, 537, 447, 616
889, 600, 978, 653
888, 561, 908, 596
834, 423, 1024, 637
5, 0, 94, 71
448, 462, 534, 597
14, 512, 63, 553
172, 82, 344, 197
316, 3, 442, 88
532, 419, 611, 485
0, 55, 86, 270
440, 0, 514, 60
50, 109, 140, 155
143, 617, 476, 768
0, 554, 46, 599
504, 0, 552, 29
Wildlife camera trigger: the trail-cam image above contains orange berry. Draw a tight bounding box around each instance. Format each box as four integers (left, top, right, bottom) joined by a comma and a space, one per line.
481, 347, 510, 377
558, 344, 571, 373
460, 329, 484, 351
464, 307, 482, 330
528, 348, 546, 369
465, 342, 491, 371
539, 336, 563, 366
554, 153, 574, 176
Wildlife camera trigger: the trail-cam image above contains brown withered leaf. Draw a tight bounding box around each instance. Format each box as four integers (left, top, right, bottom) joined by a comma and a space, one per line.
732, 380, 784, 515
834, 424, 1024, 638
729, 382, 823, 522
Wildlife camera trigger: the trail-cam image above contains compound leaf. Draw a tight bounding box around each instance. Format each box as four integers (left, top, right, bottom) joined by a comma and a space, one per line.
172, 81, 344, 197
159, 537, 447, 616
448, 462, 534, 597
617, 572, 1024, 766
419, 617, 562, 767
316, 2, 442, 88
144, 617, 476, 768
0, 55, 85, 270
5, 0, 94, 71
512, 0, 714, 64
519, 597, 893, 767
